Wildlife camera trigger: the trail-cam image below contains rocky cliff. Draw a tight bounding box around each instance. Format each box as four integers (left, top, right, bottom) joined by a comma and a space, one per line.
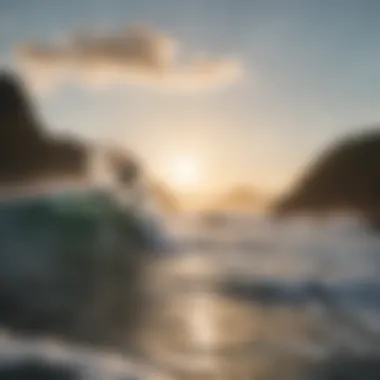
274, 129, 380, 225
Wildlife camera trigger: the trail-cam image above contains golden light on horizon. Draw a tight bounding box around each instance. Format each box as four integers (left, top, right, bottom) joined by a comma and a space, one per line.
168, 156, 201, 192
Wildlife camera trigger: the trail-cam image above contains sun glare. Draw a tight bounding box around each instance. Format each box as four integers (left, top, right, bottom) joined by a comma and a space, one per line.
169, 156, 200, 191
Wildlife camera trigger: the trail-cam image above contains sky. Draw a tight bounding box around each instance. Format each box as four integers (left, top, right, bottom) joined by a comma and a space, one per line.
1, 0, 380, 196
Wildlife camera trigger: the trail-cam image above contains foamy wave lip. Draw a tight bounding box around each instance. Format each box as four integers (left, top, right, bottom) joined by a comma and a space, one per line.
0, 329, 150, 379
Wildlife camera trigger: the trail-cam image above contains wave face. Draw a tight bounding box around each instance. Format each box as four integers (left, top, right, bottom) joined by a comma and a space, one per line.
0, 188, 160, 349
2, 206, 380, 379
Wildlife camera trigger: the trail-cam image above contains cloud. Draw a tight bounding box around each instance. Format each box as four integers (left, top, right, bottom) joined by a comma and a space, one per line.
15, 26, 243, 93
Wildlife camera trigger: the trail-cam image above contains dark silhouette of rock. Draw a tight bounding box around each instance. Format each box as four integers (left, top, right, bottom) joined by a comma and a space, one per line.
274, 129, 380, 225
0, 70, 143, 193
0, 71, 87, 184
107, 147, 141, 186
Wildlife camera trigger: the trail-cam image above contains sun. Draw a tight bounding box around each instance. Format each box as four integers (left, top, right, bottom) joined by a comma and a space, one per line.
169, 156, 200, 191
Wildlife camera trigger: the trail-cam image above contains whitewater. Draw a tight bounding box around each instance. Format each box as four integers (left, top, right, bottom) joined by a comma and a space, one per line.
1, 208, 380, 379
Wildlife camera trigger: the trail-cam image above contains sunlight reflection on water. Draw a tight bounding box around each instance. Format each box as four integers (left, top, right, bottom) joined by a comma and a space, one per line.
138, 215, 380, 379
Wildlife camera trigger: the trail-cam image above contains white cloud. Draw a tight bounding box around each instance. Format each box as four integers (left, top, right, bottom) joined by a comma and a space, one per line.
16, 26, 243, 93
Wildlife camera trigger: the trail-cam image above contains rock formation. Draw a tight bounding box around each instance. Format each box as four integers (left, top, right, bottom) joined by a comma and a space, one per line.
274, 129, 380, 226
